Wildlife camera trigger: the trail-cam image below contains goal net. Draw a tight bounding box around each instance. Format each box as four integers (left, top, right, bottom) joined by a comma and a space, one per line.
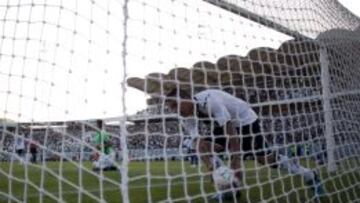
0, 0, 360, 202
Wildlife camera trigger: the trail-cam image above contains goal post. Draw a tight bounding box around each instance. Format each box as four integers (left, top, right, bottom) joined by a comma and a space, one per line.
317, 28, 360, 173
319, 45, 337, 173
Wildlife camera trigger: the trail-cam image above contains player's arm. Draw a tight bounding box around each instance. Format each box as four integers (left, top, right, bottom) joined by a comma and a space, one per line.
94, 136, 101, 150
103, 139, 113, 147
91, 151, 100, 161
94, 132, 112, 148
95, 143, 109, 149
224, 121, 239, 151
225, 121, 240, 152
206, 98, 234, 152
95, 142, 112, 150
207, 99, 241, 182
225, 121, 237, 136
225, 120, 242, 183
208, 99, 241, 182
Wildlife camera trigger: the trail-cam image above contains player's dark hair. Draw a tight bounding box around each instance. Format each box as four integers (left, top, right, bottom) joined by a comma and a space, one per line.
96, 119, 103, 129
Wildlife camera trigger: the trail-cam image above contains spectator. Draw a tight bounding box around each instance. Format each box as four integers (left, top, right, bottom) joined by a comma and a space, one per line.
14, 127, 26, 164
28, 139, 39, 163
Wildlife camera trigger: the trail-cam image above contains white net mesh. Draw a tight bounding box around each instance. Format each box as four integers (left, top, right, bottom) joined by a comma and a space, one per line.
0, 0, 360, 202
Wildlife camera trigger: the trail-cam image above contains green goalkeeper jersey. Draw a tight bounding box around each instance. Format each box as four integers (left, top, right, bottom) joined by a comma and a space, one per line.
93, 131, 113, 155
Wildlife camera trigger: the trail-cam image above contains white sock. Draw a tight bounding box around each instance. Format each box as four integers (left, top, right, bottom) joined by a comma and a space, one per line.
278, 155, 314, 183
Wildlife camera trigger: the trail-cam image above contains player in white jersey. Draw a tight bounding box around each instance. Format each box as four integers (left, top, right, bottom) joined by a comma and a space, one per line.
165, 89, 324, 200
14, 126, 26, 164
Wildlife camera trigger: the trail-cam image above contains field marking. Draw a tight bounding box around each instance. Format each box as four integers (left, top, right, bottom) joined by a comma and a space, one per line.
10, 174, 285, 200
10, 179, 212, 199
5, 159, 345, 201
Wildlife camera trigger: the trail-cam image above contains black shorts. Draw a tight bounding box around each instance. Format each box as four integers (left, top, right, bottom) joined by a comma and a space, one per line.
205, 120, 268, 156
16, 149, 24, 155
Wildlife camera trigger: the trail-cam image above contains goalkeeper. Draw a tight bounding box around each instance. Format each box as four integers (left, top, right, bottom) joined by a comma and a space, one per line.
92, 119, 117, 171
165, 89, 324, 200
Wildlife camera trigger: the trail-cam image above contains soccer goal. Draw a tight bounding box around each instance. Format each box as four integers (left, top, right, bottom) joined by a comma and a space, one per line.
0, 0, 360, 202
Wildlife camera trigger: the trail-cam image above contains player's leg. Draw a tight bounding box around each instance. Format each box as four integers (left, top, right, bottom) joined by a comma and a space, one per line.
278, 154, 324, 195
254, 135, 325, 196
233, 121, 263, 183
31, 151, 36, 163
92, 152, 101, 170
18, 149, 25, 164
92, 160, 100, 170
197, 128, 241, 201
189, 149, 197, 167
104, 151, 117, 170
197, 138, 223, 172
209, 125, 242, 183
96, 153, 108, 170
247, 120, 278, 167
216, 127, 242, 201
252, 134, 278, 167
256, 153, 277, 167
228, 134, 242, 182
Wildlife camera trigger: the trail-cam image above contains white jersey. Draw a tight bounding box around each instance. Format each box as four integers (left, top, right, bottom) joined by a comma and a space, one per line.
194, 89, 258, 128
15, 136, 25, 150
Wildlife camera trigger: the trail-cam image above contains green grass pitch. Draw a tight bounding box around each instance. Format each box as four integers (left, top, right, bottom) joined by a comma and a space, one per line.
0, 158, 360, 203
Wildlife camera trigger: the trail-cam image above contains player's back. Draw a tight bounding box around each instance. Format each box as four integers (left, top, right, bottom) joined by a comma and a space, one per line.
195, 89, 251, 113
194, 89, 257, 126
94, 131, 113, 154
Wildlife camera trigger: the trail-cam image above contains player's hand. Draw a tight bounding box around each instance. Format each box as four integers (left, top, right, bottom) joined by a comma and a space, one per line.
91, 152, 100, 161
104, 141, 112, 147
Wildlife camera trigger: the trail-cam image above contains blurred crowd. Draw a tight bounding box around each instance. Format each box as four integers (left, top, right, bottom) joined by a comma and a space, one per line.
0, 104, 357, 162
